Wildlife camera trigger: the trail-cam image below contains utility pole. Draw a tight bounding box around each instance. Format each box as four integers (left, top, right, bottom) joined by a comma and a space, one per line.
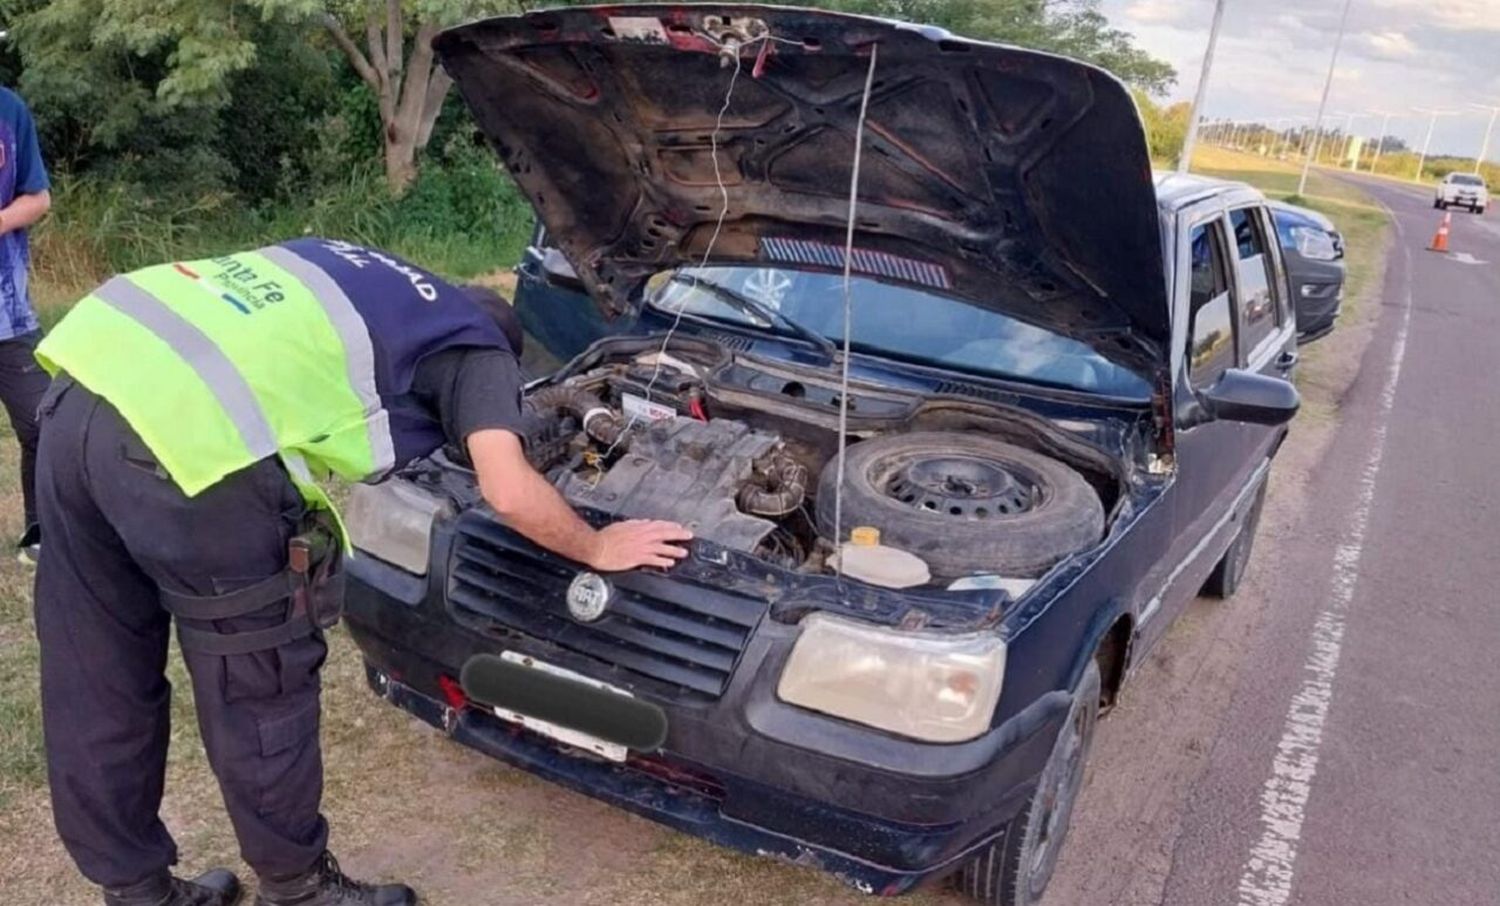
1342, 112, 1360, 169
1471, 103, 1499, 174
1178, 0, 1228, 173
1414, 108, 1456, 184
1367, 111, 1394, 173
1298, 0, 1356, 195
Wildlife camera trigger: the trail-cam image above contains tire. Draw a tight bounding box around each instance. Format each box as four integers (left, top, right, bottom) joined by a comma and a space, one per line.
816, 433, 1104, 578
1201, 478, 1269, 599
1434, 199, 1443, 209
1478, 207, 1487, 215
956, 661, 1101, 906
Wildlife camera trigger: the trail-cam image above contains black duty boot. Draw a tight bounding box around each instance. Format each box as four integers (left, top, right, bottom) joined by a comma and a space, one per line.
255, 853, 416, 906
103, 868, 243, 906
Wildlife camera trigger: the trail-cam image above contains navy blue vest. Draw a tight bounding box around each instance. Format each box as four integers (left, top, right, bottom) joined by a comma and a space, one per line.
278, 237, 511, 468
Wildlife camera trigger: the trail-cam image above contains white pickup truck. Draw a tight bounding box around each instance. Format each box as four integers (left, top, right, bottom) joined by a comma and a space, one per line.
1434, 172, 1489, 214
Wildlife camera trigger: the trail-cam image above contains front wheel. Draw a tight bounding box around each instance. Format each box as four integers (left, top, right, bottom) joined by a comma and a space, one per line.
955, 661, 1101, 906
1202, 479, 1269, 599
1434, 199, 1444, 209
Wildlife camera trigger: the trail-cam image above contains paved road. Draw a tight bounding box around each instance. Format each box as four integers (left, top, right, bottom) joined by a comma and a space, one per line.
1046, 176, 1500, 906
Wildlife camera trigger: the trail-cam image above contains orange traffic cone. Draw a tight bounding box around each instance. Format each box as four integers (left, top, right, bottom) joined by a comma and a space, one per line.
1429, 212, 1452, 252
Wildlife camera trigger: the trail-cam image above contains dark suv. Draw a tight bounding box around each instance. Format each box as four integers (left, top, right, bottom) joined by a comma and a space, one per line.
342, 7, 1300, 904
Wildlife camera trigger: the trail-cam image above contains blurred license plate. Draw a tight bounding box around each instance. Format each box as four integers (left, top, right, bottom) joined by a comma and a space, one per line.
491, 651, 631, 762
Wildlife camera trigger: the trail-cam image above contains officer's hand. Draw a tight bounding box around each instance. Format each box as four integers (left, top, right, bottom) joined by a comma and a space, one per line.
587, 520, 694, 572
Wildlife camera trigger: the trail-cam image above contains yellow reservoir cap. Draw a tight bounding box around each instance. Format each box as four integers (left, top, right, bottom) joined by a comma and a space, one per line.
850, 526, 881, 547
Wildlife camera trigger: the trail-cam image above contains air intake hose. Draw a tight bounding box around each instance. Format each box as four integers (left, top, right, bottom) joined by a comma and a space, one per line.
526, 384, 625, 447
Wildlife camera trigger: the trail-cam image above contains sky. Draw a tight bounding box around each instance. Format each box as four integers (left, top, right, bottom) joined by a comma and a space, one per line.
1099, 0, 1500, 161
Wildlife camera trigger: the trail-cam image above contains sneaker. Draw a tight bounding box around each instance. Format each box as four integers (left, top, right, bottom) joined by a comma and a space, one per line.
16, 523, 39, 566
103, 868, 242, 905
255, 852, 416, 905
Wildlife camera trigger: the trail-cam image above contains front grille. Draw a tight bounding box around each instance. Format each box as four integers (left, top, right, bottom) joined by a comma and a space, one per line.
447, 517, 766, 701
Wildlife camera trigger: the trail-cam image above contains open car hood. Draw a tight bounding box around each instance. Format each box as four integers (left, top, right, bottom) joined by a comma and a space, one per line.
436, 5, 1170, 374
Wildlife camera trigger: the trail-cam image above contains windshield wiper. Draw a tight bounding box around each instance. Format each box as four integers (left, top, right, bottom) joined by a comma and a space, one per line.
668, 274, 838, 363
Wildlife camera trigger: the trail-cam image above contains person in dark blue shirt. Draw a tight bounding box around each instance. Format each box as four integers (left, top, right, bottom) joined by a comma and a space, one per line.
0, 86, 52, 563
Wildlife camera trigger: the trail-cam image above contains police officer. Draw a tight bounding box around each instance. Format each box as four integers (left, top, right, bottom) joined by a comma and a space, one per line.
33, 238, 693, 906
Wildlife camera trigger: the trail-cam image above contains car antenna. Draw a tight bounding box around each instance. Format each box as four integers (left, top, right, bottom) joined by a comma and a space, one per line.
832, 43, 880, 586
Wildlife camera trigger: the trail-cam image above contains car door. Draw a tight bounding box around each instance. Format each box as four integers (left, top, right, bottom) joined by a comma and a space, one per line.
1136, 212, 1240, 650
1226, 203, 1298, 463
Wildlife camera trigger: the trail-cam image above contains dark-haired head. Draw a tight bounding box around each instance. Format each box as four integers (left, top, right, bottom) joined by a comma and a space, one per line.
460, 284, 524, 355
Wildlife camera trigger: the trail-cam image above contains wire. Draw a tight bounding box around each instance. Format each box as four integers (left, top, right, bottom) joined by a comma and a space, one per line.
832, 44, 880, 583
596, 40, 748, 465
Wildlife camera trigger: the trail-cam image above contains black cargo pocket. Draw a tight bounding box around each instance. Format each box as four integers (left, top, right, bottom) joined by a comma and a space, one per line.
257, 693, 321, 757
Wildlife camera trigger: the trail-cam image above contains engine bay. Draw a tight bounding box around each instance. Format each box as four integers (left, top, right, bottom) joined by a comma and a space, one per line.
513, 338, 1124, 588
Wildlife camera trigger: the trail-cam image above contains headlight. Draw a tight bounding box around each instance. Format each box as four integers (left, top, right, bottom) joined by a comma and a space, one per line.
777, 613, 1006, 743
345, 480, 449, 575
1290, 225, 1339, 261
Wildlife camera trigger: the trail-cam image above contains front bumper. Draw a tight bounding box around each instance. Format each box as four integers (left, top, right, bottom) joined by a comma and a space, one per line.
344, 544, 1067, 894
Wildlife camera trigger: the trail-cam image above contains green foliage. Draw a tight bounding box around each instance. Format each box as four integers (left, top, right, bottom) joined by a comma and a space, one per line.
799, 0, 1176, 93
1134, 90, 1190, 167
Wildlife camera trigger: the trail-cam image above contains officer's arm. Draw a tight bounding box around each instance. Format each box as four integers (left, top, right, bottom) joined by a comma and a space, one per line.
467, 429, 693, 572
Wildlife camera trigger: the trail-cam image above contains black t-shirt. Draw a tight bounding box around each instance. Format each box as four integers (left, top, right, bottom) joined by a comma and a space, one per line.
408, 347, 528, 458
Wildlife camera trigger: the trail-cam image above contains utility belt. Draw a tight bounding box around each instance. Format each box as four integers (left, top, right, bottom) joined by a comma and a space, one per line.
162, 510, 346, 656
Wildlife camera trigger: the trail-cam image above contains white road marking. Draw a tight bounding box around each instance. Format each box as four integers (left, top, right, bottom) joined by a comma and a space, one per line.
1447, 251, 1489, 265
1234, 200, 1415, 906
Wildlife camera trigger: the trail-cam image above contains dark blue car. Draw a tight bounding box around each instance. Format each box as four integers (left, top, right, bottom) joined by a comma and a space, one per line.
1268, 200, 1346, 342
341, 7, 1300, 904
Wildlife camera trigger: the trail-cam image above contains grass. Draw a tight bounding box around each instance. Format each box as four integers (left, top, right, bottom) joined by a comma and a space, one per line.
27, 166, 536, 331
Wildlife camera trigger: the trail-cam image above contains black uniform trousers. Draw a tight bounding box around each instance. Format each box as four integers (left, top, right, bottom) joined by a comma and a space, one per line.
1, 330, 49, 531
34, 379, 330, 889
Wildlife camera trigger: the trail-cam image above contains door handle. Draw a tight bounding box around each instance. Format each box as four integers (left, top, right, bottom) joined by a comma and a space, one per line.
1276, 350, 1299, 371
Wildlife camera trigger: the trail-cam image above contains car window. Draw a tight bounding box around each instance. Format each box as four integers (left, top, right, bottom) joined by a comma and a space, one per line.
1228, 207, 1280, 354
646, 266, 1152, 398
1188, 221, 1235, 387
1451, 174, 1484, 187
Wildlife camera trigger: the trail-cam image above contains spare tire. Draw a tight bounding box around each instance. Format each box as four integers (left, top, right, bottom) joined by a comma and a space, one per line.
816, 432, 1104, 579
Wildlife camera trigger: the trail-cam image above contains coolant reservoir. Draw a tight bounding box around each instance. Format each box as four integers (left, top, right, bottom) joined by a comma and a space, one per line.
833, 526, 932, 589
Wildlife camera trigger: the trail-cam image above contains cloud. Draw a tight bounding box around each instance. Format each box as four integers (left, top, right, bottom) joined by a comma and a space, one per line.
1097, 0, 1500, 158
1362, 30, 1418, 60
1122, 0, 1192, 26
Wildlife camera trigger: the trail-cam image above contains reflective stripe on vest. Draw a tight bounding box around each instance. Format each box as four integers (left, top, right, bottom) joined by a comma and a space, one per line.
36, 248, 394, 513
259, 245, 395, 477
93, 277, 281, 460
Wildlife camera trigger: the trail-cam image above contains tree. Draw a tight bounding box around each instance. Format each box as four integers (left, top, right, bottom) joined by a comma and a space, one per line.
1134, 91, 1191, 166
808, 0, 1176, 94
9, 0, 515, 196
269, 1, 515, 194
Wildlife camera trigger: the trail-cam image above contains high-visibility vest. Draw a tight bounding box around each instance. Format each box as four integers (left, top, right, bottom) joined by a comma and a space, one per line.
36, 238, 508, 519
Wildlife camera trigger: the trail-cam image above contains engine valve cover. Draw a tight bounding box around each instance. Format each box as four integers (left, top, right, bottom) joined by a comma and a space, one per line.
557, 417, 783, 552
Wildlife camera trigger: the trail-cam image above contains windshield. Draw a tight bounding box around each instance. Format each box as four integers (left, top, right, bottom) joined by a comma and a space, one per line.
646, 266, 1151, 398
1451, 174, 1485, 186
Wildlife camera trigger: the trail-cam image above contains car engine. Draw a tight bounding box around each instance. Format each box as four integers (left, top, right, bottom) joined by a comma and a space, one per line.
516, 345, 1108, 583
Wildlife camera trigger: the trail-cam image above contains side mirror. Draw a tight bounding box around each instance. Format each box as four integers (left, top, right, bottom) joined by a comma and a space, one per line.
1199, 368, 1300, 426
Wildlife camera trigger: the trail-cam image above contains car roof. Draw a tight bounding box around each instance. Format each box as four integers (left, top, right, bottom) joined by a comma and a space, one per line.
1152, 170, 1262, 213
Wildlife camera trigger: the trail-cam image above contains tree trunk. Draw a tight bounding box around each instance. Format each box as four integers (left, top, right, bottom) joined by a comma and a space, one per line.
323, 7, 454, 198
384, 130, 419, 195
